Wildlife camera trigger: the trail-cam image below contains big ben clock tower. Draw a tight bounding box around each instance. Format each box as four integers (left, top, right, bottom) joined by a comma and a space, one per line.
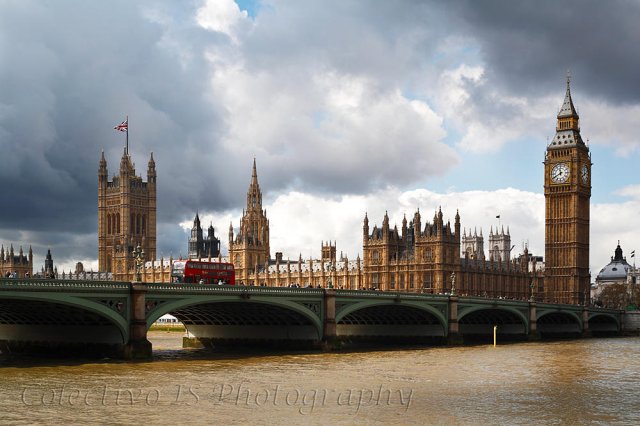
544, 75, 591, 305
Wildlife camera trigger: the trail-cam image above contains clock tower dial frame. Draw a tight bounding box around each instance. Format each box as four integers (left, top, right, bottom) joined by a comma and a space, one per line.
543, 76, 592, 305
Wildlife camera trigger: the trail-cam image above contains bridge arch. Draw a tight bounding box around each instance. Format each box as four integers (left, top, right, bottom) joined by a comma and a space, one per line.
0, 293, 129, 344
588, 312, 621, 335
458, 306, 529, 337
537, 310, 583, 335
147, 296, 323, 342
335, 300, 447, 338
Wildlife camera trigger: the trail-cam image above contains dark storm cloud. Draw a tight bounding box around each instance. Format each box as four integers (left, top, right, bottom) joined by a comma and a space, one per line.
452, 0, 640, 103
0, 1, 243, 266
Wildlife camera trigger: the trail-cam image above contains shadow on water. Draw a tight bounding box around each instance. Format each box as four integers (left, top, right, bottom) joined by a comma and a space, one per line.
0, 329, 626, 368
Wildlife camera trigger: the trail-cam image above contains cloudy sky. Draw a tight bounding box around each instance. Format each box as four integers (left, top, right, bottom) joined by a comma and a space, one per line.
1, 0, 639, 275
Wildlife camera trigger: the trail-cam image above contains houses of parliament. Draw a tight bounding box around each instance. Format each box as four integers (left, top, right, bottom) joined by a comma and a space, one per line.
96, 79, 591, 305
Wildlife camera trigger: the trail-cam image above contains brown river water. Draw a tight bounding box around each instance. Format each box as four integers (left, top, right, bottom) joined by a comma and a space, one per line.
0, 332, 638, 425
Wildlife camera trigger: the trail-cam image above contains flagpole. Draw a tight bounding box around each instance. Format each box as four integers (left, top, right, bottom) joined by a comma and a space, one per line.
126, 115, 129, 155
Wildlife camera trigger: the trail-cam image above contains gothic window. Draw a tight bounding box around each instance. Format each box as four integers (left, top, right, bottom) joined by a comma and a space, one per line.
400, 274, 405, 289
107, 214, 112, 234
493, 245, 500, 260
116, 213, 120, 234
252, 196, 256, 207
372, 250, 379, 264
142, 215, 146, 235
423, 273, 432, 290
372, 273, 379, 289
234, 254, 240, 267
423, 248, 432, 261
409, 273, 414, 289
130, 214, 135, 235
390, 274, 395, 289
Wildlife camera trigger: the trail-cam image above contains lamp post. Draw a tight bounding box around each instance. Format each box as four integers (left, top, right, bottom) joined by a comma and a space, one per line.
529, 270, 536, 302
450, 271, 456, 296
327, 262, 335, 289
133, 244, 145, 283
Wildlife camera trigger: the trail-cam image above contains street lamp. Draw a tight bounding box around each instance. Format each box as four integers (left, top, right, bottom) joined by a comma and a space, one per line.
450, 271, 456, 296
327, 262, 336, 289
529, 270, 536, 302
133, 244, 145, 282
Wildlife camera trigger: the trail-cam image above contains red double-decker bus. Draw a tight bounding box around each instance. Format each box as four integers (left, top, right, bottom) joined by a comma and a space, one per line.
171, 260, 235, 285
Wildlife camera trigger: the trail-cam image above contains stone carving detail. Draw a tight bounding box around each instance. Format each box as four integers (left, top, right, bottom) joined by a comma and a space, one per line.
299, 302, 321, 317
144, 299, 168, 315
97, 298, 127, 317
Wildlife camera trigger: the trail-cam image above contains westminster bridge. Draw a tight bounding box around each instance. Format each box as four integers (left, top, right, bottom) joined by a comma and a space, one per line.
0, 279, 624, 359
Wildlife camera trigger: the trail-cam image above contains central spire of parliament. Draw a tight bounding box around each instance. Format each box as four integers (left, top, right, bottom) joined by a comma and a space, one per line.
229, 159, 271, 285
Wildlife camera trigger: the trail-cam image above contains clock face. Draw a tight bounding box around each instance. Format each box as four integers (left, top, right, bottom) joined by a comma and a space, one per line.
551, 162, 570, 183
581, 165, 589, 183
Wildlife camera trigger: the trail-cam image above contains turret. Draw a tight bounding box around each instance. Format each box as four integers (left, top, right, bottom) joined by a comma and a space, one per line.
98, 150, 108, 188
120, 147, 131, 176
402, 214, 408, 238
414, 209, 421, 236
147, 152, 157, 185
363, 213, 369, 242
382, 211, 390, 239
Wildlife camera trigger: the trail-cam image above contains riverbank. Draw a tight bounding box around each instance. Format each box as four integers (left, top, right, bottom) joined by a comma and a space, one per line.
148, 324, 186, 332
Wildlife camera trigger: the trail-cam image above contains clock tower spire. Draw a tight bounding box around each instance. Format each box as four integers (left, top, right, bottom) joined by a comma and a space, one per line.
544, 75, 591, 305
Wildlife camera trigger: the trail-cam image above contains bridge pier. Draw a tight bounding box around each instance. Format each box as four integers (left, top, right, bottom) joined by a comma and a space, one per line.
581, 308, 592, 338
528, 302, 541, 341
321, 289, 340, 349
121, 283, 152, 360
447, 296, 463, 345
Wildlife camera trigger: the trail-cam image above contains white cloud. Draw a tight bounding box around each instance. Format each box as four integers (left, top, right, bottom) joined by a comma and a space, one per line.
196, 0, 249, 43
208, 58, 457, 191
580, 100, 640, 156
615, 184, 640, 200
179, 184, 640, 279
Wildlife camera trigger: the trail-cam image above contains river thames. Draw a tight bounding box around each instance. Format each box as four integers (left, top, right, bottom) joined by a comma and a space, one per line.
1, 333, 638, 425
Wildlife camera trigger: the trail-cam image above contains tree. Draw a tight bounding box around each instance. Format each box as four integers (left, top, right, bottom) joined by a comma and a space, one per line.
597, 284, 629, 309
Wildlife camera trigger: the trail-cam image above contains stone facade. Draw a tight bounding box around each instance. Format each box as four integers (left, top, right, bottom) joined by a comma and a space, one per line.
362, 209, 460, 292
98, 149, 157, 281
544, 77, 591, 304
0, 244, 33, 278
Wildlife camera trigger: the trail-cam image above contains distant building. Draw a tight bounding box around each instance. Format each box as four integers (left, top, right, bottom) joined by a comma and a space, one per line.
462, 228, 485, 260
592, 243, 632, 300
188, 213, 220, 259
43, 248, 55, 278
0, 244, 33, 278
488, 226, 512, 262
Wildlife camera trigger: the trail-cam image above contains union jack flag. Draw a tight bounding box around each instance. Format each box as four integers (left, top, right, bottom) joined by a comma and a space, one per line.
114, 118, 128, 132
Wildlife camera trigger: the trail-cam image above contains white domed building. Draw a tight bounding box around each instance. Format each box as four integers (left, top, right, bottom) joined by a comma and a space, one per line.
591, 243, 633, 300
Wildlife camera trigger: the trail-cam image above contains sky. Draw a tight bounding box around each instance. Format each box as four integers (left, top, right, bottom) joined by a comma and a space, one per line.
1, 0, 639, 276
